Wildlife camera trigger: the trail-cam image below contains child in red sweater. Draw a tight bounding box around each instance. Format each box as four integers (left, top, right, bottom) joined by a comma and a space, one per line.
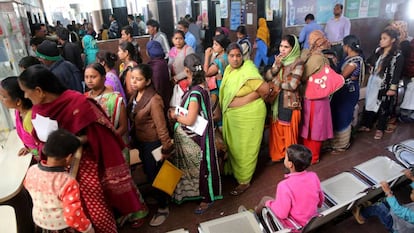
24, 129, 94, 233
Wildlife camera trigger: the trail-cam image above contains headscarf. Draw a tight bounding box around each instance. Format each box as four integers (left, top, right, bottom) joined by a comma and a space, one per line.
256, 18, 270, 47
387, 20, 408, 42
309, 30, 330, 53
82, 35, 98, 50
281, 35, 300, 66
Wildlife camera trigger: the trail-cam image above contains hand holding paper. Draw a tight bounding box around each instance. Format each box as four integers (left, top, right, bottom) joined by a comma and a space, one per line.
175, 106, 208, 136
31, 114, 58, 142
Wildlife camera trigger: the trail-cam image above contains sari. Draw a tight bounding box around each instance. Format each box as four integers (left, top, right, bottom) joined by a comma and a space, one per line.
32, 90, 147, 233
104, 69, 126, 103
330, 55, 363, 150
88, 91, 130, 163
219, 60, 266, 184
15, 110, 39, 158
172, 85, 222, 204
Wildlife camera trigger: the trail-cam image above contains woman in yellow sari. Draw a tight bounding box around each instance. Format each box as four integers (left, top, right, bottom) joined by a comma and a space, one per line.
220, 43, 271, 195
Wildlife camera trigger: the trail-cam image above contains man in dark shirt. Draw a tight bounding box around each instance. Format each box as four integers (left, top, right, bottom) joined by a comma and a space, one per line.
127, 15, 139, 36
56, 27, 83, 71
36, 40, 83, 93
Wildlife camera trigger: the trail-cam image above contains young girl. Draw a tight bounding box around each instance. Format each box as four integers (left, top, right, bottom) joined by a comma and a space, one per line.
236, 25, 252, 61
265, 34, 303, 163
203, 34, 230, 123
84, 63, 129, 162
256, 144, 324, 229
169, 53, 222, 214
96, 50, 126, 102
128, 64, 174, 226
359, 29, 404, 140
168, 30, 194, 107
118, 41, 138, 101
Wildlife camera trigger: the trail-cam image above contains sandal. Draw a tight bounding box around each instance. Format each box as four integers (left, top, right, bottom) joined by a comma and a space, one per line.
374, 130, 383, 140
130, 218, 145, 228
357, 126, 370, 132
194, 202, 214, 214
385, 121, 397, 133
149, 208, 169, 226
230, 183, 251, 196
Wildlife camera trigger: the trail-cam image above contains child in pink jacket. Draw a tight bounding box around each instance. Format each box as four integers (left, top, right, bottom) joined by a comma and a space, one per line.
257, 144, 324, 229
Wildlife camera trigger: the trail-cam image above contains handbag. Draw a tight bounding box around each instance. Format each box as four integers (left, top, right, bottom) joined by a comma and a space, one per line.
170, 84, 185, 107
152, 160, 184, 196
305, 64, 345, 100
206, 76, 217, 90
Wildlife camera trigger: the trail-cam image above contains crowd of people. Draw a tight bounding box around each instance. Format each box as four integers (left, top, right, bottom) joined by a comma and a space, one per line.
0, 2, 414, 232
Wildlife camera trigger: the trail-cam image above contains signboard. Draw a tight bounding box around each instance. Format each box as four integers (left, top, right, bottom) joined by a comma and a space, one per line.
285, 0, 344, 27
345, 0, 380, 19
230, 1, 241, 30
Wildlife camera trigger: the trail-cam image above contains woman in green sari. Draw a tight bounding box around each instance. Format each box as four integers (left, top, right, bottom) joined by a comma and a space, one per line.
219, 43, 272, 195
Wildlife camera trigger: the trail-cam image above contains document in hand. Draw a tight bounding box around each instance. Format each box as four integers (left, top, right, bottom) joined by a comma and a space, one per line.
175, 106, 208, 136
152, 146, 163, 161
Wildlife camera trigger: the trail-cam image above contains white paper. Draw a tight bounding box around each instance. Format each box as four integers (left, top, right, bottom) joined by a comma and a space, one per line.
175, 106, 208, 136
31, 114, 58, 142
152, 146, 163, 161
247, 13, 253, 25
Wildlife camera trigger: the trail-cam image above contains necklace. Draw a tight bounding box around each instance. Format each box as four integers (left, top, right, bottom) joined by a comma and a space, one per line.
90, 86, 106, 98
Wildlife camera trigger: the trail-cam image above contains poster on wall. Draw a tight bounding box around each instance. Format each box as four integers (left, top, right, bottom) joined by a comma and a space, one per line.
230, 1, 241, 30
285, 0, 344, 27
220, 0, 228, 18
266, 0, 281, 21
345, 0, 380, 19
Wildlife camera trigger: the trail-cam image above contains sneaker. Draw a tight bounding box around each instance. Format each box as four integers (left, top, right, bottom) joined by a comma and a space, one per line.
149, 207, 169, 227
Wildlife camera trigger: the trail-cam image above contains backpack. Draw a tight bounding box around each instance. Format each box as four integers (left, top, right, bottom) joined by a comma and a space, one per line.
238, 37, 251, 57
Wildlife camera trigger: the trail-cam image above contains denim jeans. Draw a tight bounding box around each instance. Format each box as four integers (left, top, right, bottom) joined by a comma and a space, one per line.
361, 201, 394, 232
135, 140, 169, 208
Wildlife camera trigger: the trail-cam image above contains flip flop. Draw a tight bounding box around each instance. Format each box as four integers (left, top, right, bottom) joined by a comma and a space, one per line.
149, 208, 169, 226
194, 202, 214, 214
374, 130, 383, 140
230, 183, 250, 196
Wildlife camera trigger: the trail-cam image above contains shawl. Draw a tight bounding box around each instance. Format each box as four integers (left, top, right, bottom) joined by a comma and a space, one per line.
82, 35, 99, 66
256, 18, 270, 47
15, 110, 38, 156
309, 30, 330, 53
281, 35, 301, 66
31, 90, 142, 214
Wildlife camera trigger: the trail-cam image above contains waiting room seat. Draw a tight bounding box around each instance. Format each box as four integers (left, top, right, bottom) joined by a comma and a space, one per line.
166, 228, 190, 233
198, 211, 264, 233
260, 156, 406, 233
0, 205, 17, 233
390, 139, 414, 168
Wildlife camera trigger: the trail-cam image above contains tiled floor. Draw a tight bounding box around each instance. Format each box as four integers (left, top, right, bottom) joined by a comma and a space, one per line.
120, 121, 414, 233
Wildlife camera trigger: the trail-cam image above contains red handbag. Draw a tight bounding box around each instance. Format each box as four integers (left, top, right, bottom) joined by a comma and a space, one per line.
305, 64, 345, 99
206, 76, 217, 90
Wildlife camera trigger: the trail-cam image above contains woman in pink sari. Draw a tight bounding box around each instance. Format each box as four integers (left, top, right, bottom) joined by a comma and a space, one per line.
18, 65, 148, 232
0, 76, 39, 159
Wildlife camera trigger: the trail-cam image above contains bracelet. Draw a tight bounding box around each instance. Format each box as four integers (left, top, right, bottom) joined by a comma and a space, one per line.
385, 190, 393, 196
